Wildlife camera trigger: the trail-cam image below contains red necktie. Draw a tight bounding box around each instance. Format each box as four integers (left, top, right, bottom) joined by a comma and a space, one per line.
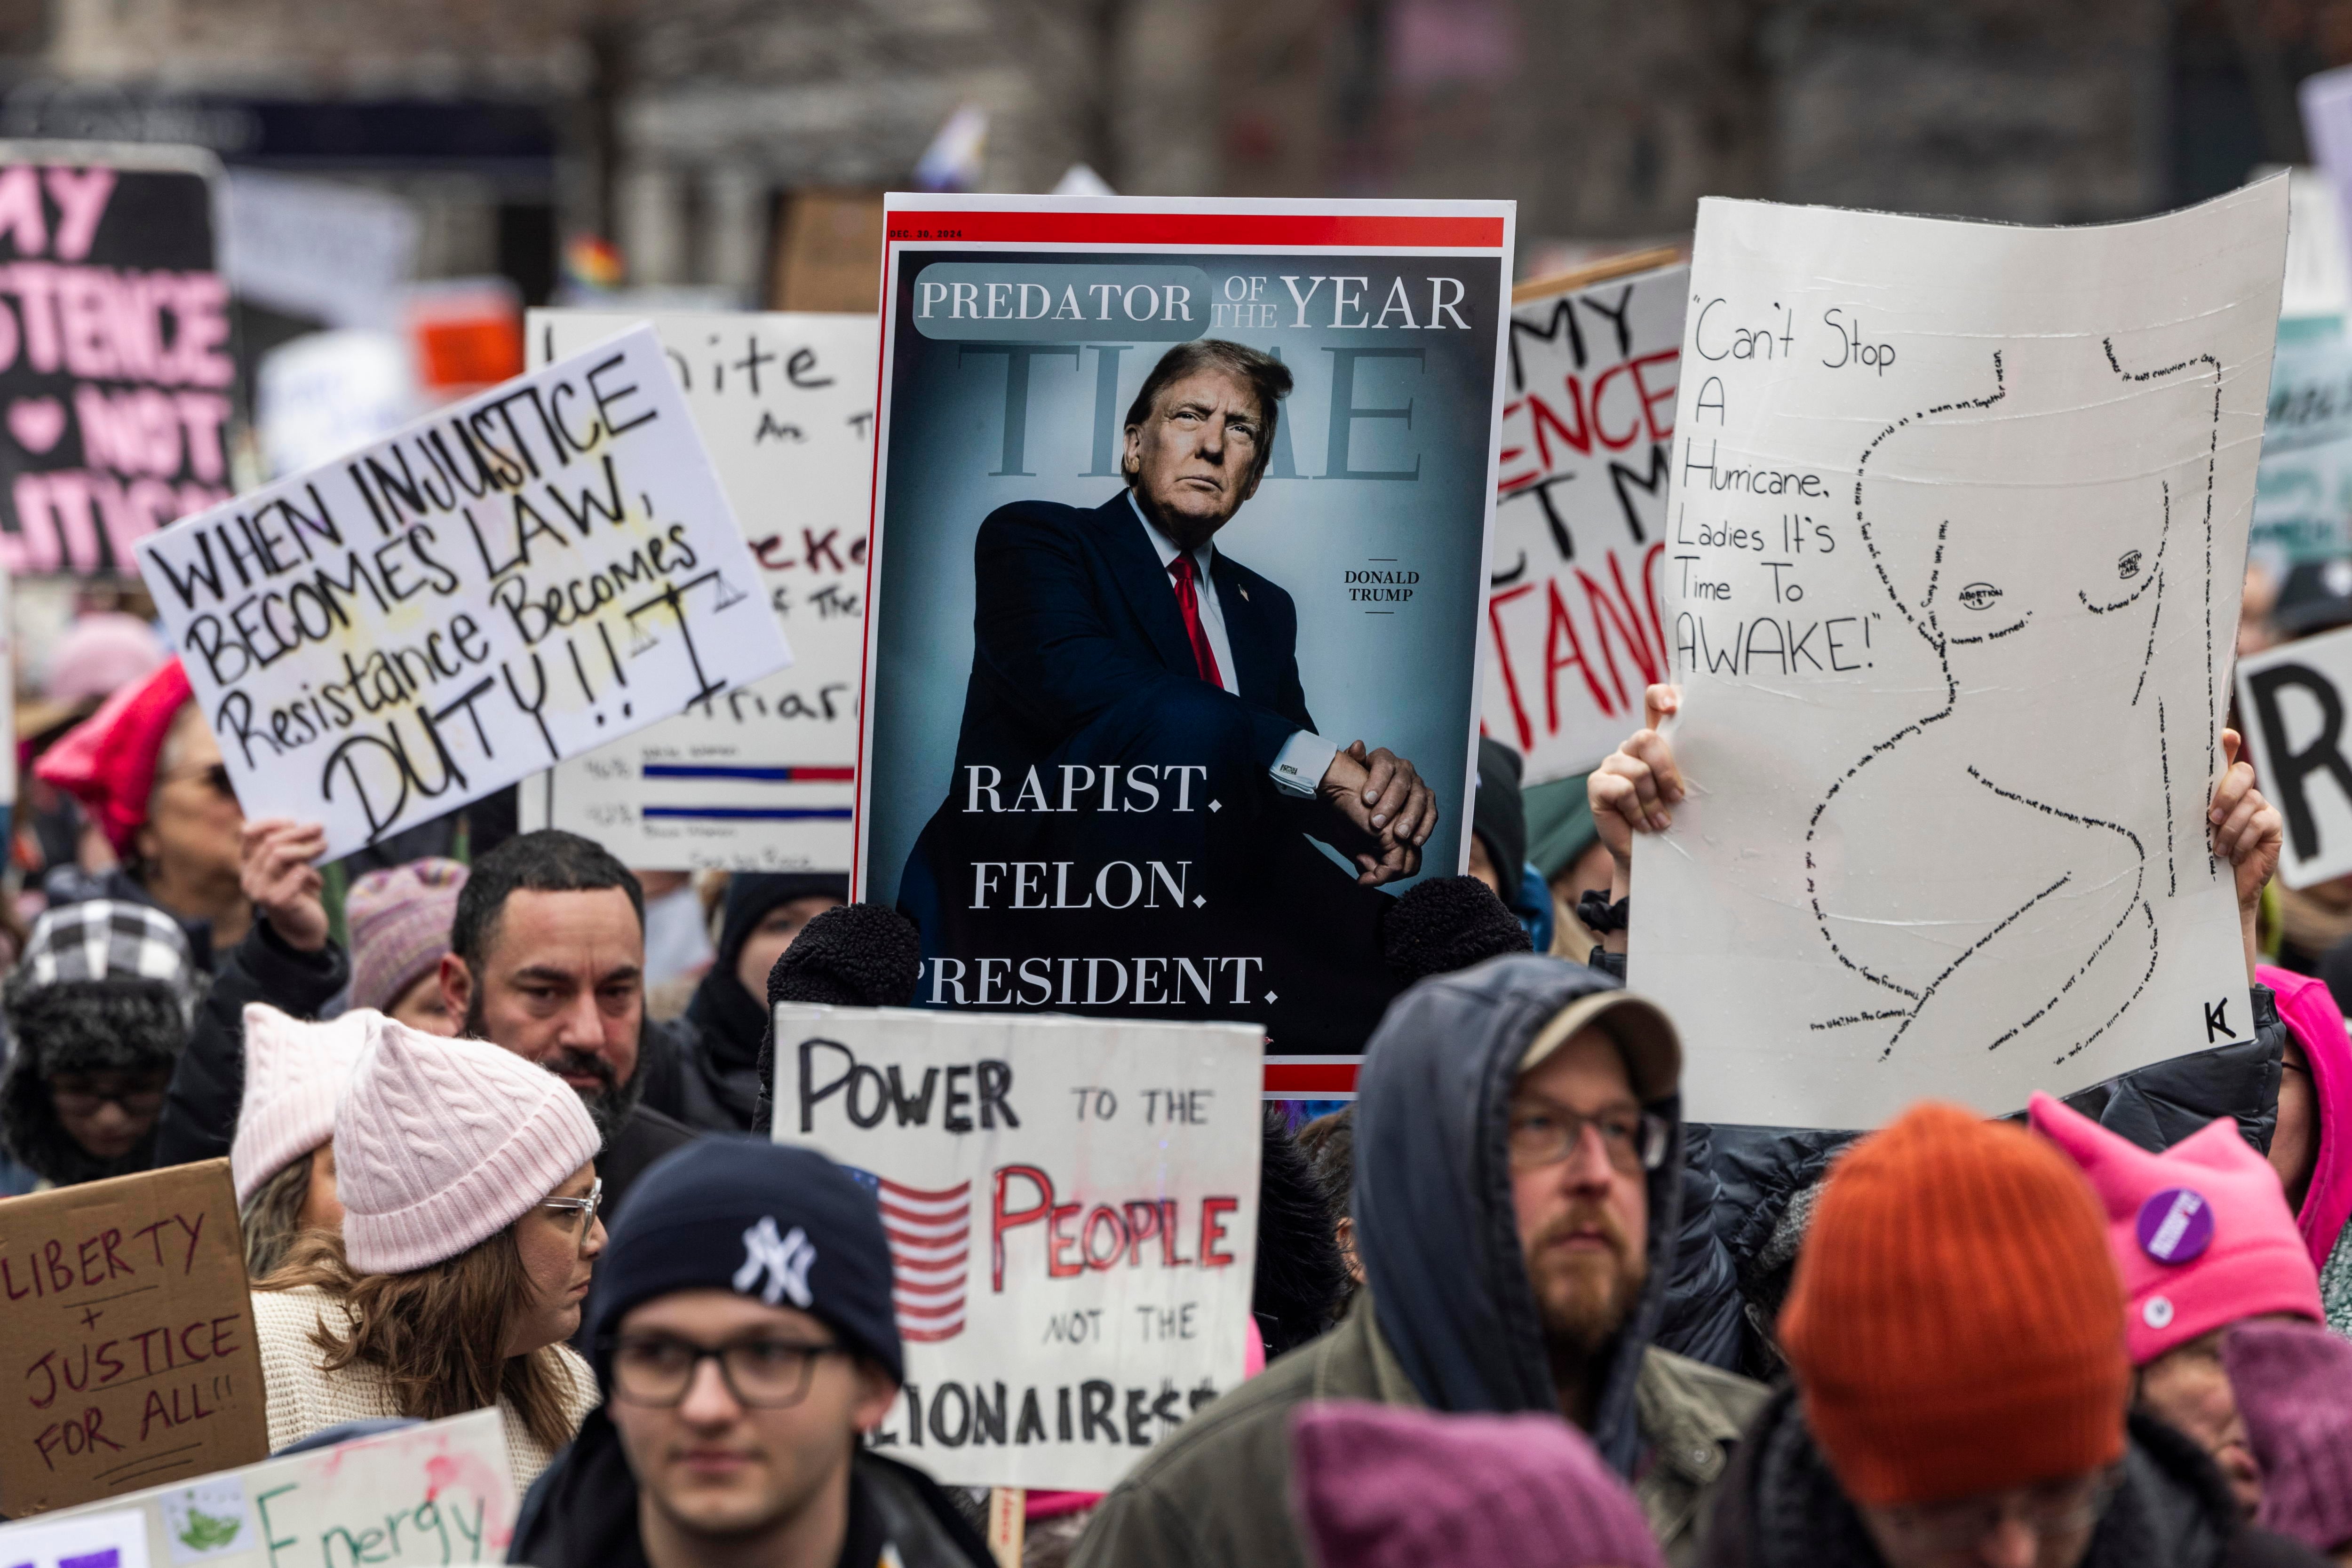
1167, 554, 1224, 688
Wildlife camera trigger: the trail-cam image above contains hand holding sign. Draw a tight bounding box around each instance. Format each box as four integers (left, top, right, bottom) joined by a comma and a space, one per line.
134, 326, 791, 861
239, 819, 328, 953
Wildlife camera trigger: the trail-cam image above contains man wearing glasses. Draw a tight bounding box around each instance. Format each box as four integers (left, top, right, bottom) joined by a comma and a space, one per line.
1073, 957, 1766, 1568
514, 1138, 991, 1568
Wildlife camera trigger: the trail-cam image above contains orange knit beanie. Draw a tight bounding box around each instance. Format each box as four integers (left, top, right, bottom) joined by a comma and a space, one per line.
1779, 1101, 2130, 1507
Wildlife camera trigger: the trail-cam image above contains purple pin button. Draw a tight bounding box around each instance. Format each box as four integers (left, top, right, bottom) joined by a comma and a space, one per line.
2137, 1187, 2213, 1265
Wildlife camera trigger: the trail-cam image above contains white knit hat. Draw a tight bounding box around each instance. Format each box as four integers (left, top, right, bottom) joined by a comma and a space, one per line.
335, 1021, 602, 1275
230, 1004, 377, 1205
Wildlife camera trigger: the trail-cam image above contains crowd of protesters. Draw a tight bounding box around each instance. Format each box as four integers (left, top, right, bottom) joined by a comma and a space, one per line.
4, 550, 2352, 1568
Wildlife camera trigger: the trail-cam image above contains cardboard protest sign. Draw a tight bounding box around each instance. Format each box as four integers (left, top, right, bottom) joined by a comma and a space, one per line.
2252, 328, 2352, 575
2236, 622, 2352, 889
1484, 254, 1683, 785
517, 311, 874, 871
772, 1006, 1261, 1490
0, 1159, 266, 1516
133, 325, 792, 861
858, 196, 1513, 1064
1629, 179, 2288, 1130
0, 143, 236, 578
21, 1408, 516, 1566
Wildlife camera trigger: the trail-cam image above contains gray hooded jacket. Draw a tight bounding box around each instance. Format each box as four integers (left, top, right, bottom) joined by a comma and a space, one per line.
1070, 955, 1764, 1568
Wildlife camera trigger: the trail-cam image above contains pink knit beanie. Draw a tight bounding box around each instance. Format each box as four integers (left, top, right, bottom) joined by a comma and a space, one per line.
2259, 963, 2352, 1270
1291, 1403, 1665, 1568
230, 1004, 375, 1205
2028, 1093, 2320, 1364
346, 858, 467, 1015
2224, 1318, 2352, 1552
335, 1020, 601, 1274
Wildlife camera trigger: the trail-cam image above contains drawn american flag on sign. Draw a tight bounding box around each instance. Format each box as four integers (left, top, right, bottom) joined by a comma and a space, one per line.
873, 1174, 972, 1342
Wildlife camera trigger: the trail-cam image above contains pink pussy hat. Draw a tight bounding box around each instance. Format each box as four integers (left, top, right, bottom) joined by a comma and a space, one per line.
230, 1004, 378, 1205
2028, 1092, 2319, 1364
336, 1019, 601, 1275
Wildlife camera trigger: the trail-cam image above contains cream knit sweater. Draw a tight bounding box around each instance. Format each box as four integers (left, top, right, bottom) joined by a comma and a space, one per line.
251, 1286, 598, 1490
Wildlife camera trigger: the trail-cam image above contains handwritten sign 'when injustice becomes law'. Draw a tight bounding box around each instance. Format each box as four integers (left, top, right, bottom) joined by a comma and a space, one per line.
135, 325, 792, 860
0, 1160, 266, 1517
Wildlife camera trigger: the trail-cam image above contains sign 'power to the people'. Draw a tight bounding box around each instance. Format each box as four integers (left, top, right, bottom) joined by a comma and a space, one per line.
133, 325, 792, 860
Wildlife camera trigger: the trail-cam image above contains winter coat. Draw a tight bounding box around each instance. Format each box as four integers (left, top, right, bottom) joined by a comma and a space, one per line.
1662, 982, 2293, 1378
510, 1403, 991, 1568
155, 918, 349, 1167
1072, 955, 1769, 1568
1699, 1386, 2328, 1568
251, 1286, 596, 1490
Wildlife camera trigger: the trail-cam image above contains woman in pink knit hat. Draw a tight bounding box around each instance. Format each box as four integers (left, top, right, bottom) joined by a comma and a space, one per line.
2030, 1091, 2325, 1515
250, 1017, 607, 1487
231, 1004, 376, 1277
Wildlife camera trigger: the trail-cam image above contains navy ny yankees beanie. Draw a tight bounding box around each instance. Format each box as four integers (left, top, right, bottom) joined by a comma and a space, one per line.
585, 1137, 904, 1385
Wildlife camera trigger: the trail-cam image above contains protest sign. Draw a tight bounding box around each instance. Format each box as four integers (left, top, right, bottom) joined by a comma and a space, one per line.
1484, 253, 1683, 785
0, 1509, 147, 1568
19, 1408, 516, 1566
1629, 179, 2288, 1130
858, 196, 1513, 1062
133, 325, 793, 862
772, 1006, 1261, 1490
516, 311, 874, 871
0, 143, 235, 578
0, 1159, 266, 1516
2252, 327, 2352, 574
2236, 622, 2352, 889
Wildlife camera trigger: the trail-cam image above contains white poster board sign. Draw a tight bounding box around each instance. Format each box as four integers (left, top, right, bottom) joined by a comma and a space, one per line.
132, 325, 792, 861
517, 312, 874, 870
2237, 622, 2352, 889
771, 1006, 1262, 1491
1631, 180, 2287, 1130
14, 1409, 514, 1567
1484, 262, 1683, 785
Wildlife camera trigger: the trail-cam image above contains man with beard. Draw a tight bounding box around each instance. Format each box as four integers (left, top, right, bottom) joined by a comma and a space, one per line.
435, 830, 695, 1220
1070, 955, 1765, 1568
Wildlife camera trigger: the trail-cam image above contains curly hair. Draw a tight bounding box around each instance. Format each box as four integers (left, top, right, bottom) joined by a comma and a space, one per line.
257, 1228, 579, 1454
0, 977, 187, 1186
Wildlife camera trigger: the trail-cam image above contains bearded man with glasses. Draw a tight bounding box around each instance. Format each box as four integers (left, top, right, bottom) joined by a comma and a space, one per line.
1074, 957, 1767, 1568
515, 1139, 991, 1568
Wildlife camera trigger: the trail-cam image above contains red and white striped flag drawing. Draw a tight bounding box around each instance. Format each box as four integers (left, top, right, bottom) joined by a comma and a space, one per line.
875, 1175, 971, 1343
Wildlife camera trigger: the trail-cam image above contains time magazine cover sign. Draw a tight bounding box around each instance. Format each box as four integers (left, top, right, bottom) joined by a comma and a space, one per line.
856, 197, 1514, 1059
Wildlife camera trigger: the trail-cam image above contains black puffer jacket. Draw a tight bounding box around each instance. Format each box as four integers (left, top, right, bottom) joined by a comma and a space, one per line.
1700, 1388, 2326, 1568
154, 919, 349, 1168
1656, 983, 2288, 1378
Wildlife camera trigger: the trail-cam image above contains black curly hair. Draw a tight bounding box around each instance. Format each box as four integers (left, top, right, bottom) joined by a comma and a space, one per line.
0, 977, 187, 1186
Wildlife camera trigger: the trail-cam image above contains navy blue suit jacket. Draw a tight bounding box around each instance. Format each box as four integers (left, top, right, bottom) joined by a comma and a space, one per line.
949, 490, 1315, 782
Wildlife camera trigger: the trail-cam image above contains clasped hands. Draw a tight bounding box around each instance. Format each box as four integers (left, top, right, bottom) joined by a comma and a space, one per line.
1319, 741, 1438, 887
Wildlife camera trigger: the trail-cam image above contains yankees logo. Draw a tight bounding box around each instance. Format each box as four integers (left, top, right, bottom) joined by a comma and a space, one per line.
732, 1215, 818, 1308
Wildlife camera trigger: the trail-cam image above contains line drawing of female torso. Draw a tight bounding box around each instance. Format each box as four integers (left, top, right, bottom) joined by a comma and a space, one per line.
1804, 334, 2224, 1066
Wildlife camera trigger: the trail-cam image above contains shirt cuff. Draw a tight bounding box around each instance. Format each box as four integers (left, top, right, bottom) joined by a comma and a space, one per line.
1269, 731, 1338, 797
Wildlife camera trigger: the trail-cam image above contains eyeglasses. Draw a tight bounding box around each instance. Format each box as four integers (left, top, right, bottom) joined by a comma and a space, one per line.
48, 1082, 166, 1117
159, 761, 236, 800
1505, 1101, 1671, 1174
537, 1178, 603, 1256
1876, 1465, 2125, 1554
608, 1334, 845, 1409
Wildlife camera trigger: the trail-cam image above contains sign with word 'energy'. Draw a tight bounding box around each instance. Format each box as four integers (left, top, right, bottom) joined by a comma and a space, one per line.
16, 1408, 516, 1567
1632, 179, 2286, 1130
0, 1159, 265, 1516
134, 324, 792, 861
1485, 257, 1684, 785
772, 1006, 1262, 1491
2237, 621, 2352, 889
518, 311, 874, 870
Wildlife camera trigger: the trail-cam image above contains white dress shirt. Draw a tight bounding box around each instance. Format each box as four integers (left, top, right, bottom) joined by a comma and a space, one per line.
1128, 491, 1336, 796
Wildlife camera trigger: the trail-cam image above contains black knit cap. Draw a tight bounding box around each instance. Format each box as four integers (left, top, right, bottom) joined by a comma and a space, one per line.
586, 1136, 904, 1385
